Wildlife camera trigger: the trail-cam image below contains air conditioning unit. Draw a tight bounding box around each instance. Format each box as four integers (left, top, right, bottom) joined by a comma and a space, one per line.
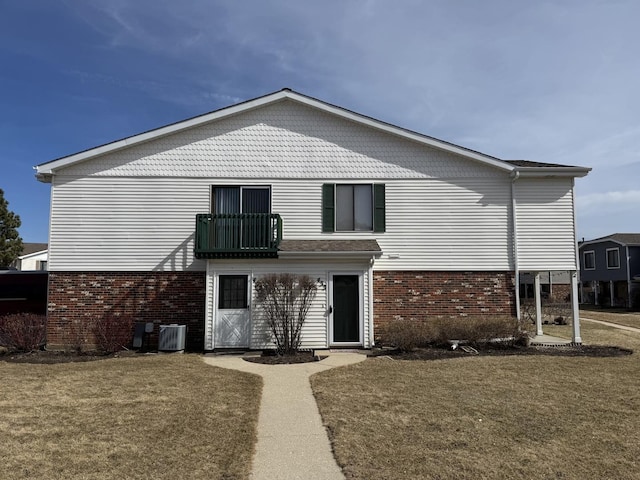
158, 324, 186, 352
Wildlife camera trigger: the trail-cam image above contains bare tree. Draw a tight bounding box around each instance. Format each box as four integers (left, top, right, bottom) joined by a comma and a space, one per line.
254, 273, 317, 354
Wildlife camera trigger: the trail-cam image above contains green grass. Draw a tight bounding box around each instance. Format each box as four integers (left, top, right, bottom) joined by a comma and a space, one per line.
0, 354, 262, 480
312, 318, 640, 479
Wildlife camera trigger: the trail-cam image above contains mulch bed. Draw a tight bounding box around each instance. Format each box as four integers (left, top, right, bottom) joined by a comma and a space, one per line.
2, 344, 632, 365
0, 349, 140, 364
243, 351, 326, 364
370, 344, 633, 361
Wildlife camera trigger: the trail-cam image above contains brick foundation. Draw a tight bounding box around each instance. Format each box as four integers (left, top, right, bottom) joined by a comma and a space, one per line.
373, 271, 516, 342
47, 272, 206, 351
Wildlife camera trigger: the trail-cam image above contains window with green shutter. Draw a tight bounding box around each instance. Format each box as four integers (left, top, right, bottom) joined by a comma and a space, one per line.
322, 183, 385, 233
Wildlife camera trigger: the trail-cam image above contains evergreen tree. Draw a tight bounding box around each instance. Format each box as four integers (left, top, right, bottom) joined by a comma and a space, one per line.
0, 188, 23, 266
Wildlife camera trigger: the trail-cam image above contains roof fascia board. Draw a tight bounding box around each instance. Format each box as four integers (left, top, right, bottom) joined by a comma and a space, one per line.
515, 167, 591, 178
18, 249, 48, 260
579, 238, 626, 248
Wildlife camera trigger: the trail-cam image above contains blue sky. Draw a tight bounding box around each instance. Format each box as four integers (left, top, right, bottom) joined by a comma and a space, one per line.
2, 0, 639, 243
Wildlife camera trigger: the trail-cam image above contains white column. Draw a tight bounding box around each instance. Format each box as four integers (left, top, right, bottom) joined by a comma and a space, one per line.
534, 272, 543, 336
571, 271, 582, 344
594, 280, 599, 306
609, 280, 615, 307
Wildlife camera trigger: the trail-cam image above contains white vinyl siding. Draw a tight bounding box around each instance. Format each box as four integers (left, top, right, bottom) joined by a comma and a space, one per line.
206, 259, 371, 350
515, 178, 577, 271
58, 101, 501, 180
46, 100, 579, 275
49, 176, 513, 271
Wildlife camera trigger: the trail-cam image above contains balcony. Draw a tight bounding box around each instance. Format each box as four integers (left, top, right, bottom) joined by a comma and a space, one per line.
194, 213, 282, 259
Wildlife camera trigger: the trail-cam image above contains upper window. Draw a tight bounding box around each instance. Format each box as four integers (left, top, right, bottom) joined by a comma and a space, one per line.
322, 183, 385, 233
212, 186, 270, 214
606, 248, 620, 269
583, 251, 595, 270
336, 184, 373, 231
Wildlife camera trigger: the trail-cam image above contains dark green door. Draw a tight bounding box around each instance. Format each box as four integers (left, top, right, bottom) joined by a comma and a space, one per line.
332, 275, 360, 343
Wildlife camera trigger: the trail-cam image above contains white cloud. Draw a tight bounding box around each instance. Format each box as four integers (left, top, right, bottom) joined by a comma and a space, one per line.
577, 190, 640, 209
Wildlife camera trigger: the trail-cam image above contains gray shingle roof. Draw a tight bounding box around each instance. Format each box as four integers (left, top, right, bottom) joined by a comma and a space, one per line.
584, 233, 640, 246
505, 160, 575, 168
279, 239, 381, 253
20, 243, 48, 256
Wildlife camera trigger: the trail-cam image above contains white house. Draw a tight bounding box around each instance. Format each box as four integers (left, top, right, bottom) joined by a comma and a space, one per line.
14, 243, 48, 271
35, 89, 590, 350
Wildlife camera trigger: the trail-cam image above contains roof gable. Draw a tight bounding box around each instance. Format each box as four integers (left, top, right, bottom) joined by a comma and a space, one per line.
35, 89, 590, 181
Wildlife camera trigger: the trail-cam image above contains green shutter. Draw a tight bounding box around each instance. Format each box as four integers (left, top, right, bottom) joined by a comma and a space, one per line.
322, 184, 335, 232
373, 183, 386, 233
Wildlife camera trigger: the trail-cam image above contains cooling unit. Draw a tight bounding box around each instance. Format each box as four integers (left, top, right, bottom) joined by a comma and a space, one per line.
158, 324, 186, 352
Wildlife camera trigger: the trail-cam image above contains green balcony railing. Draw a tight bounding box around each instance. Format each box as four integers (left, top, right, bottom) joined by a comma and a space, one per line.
194, 213, 282, 259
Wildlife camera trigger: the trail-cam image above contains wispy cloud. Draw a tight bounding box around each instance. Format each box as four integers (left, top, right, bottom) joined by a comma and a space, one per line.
577, 190, 640, 209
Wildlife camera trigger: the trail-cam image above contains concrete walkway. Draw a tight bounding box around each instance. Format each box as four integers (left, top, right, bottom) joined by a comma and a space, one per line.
581, 316, 640, 334
203, 352, 366, 480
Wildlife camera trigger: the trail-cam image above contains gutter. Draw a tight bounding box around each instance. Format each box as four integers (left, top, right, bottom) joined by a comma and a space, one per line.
510, 169, 521, 321
515, 166, 591, 178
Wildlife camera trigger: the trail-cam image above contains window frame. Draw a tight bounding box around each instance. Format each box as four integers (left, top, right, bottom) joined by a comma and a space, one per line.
335, 184, 374, 232
583, 250, 595, 270
211, 185, 271, 214
606, 247, 620, 269
322, 183, 385, 233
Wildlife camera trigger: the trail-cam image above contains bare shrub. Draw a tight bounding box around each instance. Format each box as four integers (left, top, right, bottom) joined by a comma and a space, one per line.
61, 319, 90, 354
384, 319, 437, 352
93, 315, 135, 353
431, 316, 528, 346
254, 273, 317, 355
383, 316, 529, 351
0, 313, 47, 352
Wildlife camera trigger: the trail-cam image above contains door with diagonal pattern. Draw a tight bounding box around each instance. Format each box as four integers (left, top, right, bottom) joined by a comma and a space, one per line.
215, 275, 250, 348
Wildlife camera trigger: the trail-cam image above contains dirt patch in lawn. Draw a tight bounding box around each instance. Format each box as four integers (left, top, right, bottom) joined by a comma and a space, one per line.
243, 350, 326, 364
371, 344, 632, 361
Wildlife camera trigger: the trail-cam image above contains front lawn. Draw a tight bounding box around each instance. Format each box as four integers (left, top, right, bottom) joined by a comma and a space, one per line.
0, 354, 261, 480
311, 323, 640, 479
579, 306, 640, 330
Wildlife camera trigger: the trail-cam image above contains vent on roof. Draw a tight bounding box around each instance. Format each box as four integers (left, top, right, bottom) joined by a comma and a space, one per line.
158, 324, 186, 352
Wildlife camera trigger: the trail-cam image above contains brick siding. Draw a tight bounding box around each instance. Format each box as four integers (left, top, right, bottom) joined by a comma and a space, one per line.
373, 271, 516, 342
47, 272, 205, 351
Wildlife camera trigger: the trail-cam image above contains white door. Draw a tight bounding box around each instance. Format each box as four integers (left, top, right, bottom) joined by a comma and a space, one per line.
215, 274, 251, 348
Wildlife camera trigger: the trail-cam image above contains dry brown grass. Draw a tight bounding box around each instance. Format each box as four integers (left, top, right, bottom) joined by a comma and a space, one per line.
312, 319, 640, 480
579, 307, 640, 330
0, 354, 261, 480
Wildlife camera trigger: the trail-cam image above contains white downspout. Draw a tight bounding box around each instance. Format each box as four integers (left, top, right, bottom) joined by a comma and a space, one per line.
368, 257, 375, 347
510, 170, 521, 321
570, 179, 582, 343
626, 246, 632, 309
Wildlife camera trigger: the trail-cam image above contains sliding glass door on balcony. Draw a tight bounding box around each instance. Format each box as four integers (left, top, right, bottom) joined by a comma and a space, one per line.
211, 186, 271, 250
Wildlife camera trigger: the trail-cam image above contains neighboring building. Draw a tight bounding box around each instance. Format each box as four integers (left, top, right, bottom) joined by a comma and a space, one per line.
579, 233, 640, 308
34, 89, 590, 350
12, 243, 48, 271
520, 271, 571, 302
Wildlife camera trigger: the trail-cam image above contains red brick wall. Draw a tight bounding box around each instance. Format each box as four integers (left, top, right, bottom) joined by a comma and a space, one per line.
47, 272, 205, 351
373, 271, 515, 341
